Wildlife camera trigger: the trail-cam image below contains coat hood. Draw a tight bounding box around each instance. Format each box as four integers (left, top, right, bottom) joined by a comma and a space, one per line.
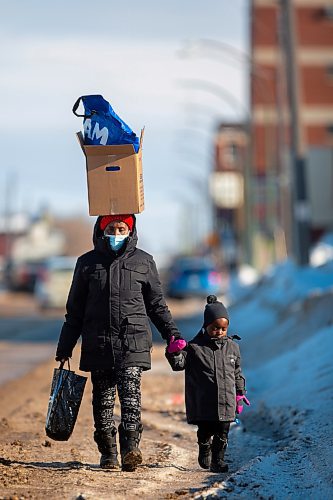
93, 214, 138, 256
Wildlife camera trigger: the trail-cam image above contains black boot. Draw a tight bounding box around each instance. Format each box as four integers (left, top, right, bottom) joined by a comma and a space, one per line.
118, 422, 143, 472
210, 435, 228, 473
94, 428, 120, 469
197, 430, 212, 469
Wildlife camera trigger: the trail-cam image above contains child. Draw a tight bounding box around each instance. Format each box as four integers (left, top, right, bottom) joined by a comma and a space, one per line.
166, 295, 250, 473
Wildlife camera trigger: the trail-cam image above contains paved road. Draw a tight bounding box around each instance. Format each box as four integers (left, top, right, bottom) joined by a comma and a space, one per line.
0, 315, 203, 344
0, 317, 63, 385
0, 307, 204, 386
0, 317, 63, 343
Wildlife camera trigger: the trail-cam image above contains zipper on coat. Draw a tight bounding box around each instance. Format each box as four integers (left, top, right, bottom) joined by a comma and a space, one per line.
109, 262, 115, 366
214, 348, 221, 419
222, 343, 227, 419
216, 342, 227, 420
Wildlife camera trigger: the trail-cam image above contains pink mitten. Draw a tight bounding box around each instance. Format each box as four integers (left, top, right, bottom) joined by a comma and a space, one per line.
167, 336, 187, 354
236, 395, 251, 414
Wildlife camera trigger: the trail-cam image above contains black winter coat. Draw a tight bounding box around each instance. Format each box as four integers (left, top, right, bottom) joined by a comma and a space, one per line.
56, 216, 181, 372
166, 330, 246, 423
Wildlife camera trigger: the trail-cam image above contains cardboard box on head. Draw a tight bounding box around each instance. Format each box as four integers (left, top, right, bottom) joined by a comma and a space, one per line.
77, 129, 145, 216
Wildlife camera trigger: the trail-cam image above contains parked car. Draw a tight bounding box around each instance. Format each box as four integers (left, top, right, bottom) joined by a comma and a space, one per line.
165, 256, 223, 299
5, 259, 47, 293
34, 256, 77, 309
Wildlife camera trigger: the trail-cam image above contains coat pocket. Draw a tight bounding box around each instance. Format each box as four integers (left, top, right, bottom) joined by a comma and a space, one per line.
122, 262, 148, 290
124, 315, 146, 330
88, 267, 107, 294
123, 316, 151, 352
125, 332, 150, 353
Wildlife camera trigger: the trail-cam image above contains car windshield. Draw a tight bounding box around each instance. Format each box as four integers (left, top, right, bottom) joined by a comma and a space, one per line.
46, 258, 76, 272
172, 257, 216, 271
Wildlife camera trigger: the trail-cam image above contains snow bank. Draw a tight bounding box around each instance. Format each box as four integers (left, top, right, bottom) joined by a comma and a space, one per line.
210, 324, 333, 499
229, 259, 333, 367
249, 324, 333, 410
310, 231, 333, 267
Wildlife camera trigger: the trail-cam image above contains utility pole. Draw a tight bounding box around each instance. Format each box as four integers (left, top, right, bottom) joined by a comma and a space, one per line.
280, 0, 310, 266
3, 173, 14, 263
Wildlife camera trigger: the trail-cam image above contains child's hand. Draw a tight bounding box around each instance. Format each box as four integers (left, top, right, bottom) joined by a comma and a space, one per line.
236, 395, 250, 414
167, 336, 187, 354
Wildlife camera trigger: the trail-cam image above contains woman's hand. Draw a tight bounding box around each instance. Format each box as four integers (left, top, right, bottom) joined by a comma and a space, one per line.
55, 356, 69, 363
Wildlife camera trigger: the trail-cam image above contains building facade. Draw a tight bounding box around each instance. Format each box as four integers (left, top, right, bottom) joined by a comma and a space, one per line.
211, 123, 248, 268
251, 0, 333, 267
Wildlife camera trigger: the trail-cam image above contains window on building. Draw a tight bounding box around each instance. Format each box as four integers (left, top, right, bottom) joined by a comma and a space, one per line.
324, 6, 333, 20
223, 142, 239, 168
327, 124, 333, 144
326, 66, 333, 80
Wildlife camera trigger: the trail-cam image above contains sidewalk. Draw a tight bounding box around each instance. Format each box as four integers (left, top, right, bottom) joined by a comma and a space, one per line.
0, 291, 39, 317
0, 290, 205, 319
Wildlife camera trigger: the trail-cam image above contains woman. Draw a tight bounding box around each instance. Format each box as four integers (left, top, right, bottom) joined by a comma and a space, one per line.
56, 214, 186, 471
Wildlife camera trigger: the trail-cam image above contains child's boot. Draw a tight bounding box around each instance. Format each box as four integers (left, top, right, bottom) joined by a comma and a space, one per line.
94, 427, 120, 469
197, 430, 212, 469
118, 422, 143, 472
210, 435, 228, 473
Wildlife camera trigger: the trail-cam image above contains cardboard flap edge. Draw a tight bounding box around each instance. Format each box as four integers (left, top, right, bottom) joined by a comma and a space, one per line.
76, 128, 145, 155
139, 128, 145, 150
76, 132, 86, 155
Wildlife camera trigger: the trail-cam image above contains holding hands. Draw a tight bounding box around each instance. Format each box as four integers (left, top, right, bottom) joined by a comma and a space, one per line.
167, 335, 187, 354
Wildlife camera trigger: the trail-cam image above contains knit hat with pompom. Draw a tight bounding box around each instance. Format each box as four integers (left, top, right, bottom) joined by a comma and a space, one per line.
203, 295, 229, 327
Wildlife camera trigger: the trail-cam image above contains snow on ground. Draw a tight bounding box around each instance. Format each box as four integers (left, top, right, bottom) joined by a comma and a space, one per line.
310, 231, 333, 267
196, 258, 333, 499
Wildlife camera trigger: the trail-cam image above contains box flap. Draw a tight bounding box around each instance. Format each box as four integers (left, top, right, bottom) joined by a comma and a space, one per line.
76, 132, 86, 155
84, 143, 136, 156
76, 129, 144, 156
139, 127, 145, 150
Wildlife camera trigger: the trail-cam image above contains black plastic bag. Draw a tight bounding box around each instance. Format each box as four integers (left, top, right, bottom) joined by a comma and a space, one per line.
45, 361, 87, 441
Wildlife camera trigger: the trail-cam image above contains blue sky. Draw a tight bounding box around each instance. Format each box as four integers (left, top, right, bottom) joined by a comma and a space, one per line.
0, 0, 248, 263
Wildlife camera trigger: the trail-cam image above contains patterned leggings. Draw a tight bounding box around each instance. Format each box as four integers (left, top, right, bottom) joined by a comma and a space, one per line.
91, 366, 143, 432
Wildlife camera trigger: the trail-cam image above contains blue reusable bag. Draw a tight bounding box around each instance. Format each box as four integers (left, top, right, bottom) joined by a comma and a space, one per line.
73, 95, 140, 152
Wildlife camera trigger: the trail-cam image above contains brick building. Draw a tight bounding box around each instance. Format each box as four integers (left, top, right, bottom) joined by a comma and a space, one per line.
210, 123, 248, 268
251, 0, 333, 266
